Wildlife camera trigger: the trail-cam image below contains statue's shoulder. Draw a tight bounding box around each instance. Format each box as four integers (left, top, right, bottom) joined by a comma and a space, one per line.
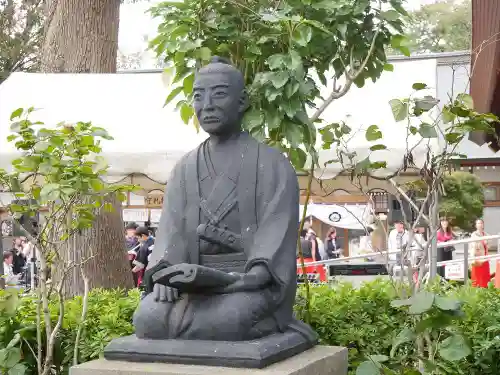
247, 135, 295, 174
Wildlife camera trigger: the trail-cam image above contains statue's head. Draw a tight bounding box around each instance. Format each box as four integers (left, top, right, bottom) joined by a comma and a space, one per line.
193, 56, 247, 135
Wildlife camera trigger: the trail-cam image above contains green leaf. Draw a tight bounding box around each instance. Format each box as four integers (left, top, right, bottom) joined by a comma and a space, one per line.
165, 86, 184, 106
243, 109, 264, 129
389, 99, 408, 122
356, 360, 381, 375
266, 108, 282, 130
415, 96, 438, 111
409, 291, 435, 315
183, 73, 195, 95
390, 327, 415, 357
391, 298, 412, 308
390, 0, 409, 16
1, 347, 21, 368
292, 25, 312, 47
367, 355, 389, 363
439, 334, 471, 361
383, 63, 394, 72
267, 54, 285, 70
442, 107, 456, 124
284, 122, 303, 147
80, 135, 94, 146
391, 34, 410, 48
10, 108, 23, 121
289, 148, 307, 169
412, 82, 428, 90
434, 296, 461, 311
198, 47, 212, 61
365, 125, 383, 141
8, 363, 26, 375
457, 93, 474, 109
270, 71, 289, 89
445, 132, 463, 144
40, 183, 60, 201
381, 10, 400, 21
180, 102, 194, 124
418, 123, 438, 138
285, 81, 300, 98
370, 144, 387, 151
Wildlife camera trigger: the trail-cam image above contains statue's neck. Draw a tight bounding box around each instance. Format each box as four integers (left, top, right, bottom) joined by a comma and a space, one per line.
208, 130, 242, 147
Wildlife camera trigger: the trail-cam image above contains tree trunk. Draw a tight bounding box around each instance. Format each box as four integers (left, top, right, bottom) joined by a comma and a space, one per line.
63, 196, 133, 296
42, 0, 120, 73
41, 0, 134, 295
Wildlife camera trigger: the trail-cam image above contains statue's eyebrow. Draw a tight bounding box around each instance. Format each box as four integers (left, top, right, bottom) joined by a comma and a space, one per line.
193, 83, 230, 91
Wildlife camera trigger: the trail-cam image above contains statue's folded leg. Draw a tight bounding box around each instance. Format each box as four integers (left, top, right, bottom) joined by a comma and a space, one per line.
178, 290, 279, 341
133, 292, 190, 339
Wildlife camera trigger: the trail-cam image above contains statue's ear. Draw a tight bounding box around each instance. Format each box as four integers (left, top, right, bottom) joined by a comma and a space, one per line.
239, 90, 249, 114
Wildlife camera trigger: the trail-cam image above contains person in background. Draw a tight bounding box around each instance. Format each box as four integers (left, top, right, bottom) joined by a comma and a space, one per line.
324, 227, 340, 259
470, 218, 490, 288
125, 222, 140, 286
11, 237, 26, 274
436, 218, 455, 278
3, 251, 20, 285
133, 226, 155, 287
387, 220, 409, 275
307, 229, 324, 261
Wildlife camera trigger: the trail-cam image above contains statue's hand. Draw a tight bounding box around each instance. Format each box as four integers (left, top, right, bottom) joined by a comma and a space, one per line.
141, 259, 171, 294
153, 283, 180, 303
212, 265, 271, 294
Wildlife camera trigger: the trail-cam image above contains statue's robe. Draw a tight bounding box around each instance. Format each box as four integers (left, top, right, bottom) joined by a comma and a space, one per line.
134, 132, 299, 341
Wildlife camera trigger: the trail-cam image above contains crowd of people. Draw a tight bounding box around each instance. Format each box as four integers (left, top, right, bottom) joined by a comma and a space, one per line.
124, 223, 155, 287
2, 236, 36, 286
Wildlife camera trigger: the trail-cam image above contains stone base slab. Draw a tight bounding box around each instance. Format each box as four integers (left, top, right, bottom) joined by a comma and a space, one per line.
70, 346, 348, 375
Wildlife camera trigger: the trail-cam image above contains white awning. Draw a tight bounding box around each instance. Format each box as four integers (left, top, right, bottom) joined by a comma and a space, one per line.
299, 204, 370, 230
0, 72, 208, 184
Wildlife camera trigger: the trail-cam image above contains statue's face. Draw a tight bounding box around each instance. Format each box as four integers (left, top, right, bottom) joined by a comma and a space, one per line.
193, 72, 244, 135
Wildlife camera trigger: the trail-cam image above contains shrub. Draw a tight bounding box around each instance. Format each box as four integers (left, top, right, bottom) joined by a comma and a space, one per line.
2, 280, 500, 374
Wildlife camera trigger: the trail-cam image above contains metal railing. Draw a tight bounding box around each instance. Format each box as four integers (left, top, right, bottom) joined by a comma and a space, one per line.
298, 234, 500, 282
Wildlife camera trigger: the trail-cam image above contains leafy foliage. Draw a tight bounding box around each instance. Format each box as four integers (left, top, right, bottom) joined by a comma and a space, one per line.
0, 288, 140, 374
405, 0, 471, 53
0, 108, 133, 240
148, 0, 409, 169
408, 172, 484, 232
0, 0, 44, 82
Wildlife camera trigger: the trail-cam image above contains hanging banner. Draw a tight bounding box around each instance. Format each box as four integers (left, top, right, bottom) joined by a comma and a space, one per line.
150, 209, 162, 223
123, 209, 148, 223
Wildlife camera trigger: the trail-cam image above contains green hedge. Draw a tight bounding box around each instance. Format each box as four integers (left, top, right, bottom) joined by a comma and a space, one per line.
2, 280, 500, 374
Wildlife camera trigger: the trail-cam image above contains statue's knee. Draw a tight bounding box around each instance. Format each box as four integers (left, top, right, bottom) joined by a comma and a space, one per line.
133, 295, 168, 339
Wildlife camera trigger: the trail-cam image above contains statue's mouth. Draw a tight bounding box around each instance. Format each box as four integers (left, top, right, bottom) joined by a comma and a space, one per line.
203, 116, 220, 124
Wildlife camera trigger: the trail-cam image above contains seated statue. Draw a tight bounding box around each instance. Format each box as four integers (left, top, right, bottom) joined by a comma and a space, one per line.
105, 58, 316, 367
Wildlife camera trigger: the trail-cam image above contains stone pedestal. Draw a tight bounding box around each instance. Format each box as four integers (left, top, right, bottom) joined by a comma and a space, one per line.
70, 346, 348, 375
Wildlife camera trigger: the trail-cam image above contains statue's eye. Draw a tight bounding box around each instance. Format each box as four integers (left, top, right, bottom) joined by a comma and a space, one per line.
213, 91, 228, 98
193, 92, 202, 101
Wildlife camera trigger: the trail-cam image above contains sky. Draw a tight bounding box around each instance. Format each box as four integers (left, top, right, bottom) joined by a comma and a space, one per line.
118, 0, 429, 64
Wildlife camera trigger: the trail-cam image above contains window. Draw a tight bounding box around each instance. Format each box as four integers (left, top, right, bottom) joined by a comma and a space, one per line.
370, 191, 389, 212
484, 186, 498, 201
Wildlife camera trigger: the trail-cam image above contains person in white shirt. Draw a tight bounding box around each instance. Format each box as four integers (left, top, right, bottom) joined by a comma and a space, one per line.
388, 220, 409, 261
3, 251, 20, 285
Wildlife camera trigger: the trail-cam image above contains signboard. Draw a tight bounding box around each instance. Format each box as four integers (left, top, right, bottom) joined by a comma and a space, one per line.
145, 190, 164, 207
123, 209, 148, 223
445, 263, 464, 280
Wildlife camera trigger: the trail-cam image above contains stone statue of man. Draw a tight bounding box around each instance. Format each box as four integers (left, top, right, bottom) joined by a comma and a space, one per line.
133, 56, 312, 342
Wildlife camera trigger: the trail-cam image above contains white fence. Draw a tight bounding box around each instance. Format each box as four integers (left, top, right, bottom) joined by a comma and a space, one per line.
298, 234, 500, 282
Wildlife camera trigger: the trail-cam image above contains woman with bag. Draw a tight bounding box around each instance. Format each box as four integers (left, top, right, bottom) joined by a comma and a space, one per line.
470, 219, 490, 288
436, 218, 455, 278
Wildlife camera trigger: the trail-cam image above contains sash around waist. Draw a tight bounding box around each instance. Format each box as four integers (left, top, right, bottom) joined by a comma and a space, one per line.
199, 252, 247, 274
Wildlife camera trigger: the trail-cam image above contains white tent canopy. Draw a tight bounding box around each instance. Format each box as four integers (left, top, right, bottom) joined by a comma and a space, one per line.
299, 203, 370, 230
0, 72, 208, 184
0, 58, 441, 184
